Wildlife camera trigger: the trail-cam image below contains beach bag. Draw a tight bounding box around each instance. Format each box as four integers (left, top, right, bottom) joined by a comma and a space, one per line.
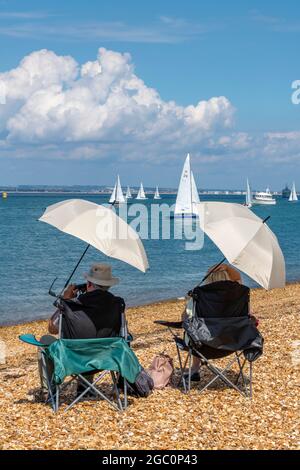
133, 369, 154, 397
147, 353, 174, 389
119, 368, 154, 398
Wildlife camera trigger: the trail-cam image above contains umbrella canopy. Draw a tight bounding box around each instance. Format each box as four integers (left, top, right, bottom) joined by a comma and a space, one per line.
197, 202, 285, 290
39, 199, 149, 273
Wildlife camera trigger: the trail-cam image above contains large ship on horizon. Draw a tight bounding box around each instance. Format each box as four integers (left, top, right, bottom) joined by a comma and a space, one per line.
282, 184, 290, 198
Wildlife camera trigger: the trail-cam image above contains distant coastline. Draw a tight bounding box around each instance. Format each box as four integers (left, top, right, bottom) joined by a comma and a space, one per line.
0, 189, 286, 196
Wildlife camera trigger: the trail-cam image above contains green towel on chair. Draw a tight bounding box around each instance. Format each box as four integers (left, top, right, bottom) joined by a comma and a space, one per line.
45, 337, 141, 385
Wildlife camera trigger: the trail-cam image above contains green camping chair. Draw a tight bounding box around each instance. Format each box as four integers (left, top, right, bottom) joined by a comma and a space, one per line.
19, 334, 141, 412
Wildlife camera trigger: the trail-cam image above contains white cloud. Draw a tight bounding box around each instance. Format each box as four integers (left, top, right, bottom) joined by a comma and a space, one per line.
0, 47, 235, 160
2, 47, 299, 170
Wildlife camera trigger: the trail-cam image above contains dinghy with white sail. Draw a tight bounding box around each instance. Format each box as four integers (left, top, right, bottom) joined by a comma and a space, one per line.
245, 178, 253, 207
136, 182, 147, 200
109, 175, 125, 204
125, 186, 132, 199
289, 182, 298, 202
153, 186, 161, 199
173, 154, 200, 217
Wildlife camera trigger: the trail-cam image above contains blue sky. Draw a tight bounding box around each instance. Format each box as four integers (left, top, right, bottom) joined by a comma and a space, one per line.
0, 0, 300, 189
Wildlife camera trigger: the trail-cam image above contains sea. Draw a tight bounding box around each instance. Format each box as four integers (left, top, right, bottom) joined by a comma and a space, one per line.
0, 193, 299, 325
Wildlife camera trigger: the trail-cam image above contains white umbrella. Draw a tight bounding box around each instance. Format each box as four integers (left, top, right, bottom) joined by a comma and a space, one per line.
197, 202, 285, 290
39, 199, 149, 273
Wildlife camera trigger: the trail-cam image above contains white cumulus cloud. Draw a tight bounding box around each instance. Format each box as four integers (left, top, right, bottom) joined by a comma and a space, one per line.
0, 47, 235, 161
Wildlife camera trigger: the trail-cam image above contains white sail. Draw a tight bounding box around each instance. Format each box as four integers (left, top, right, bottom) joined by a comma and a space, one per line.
109, 175, 125, 204
289, 182, 298, 202
109, 184, 116, 203
174, 154, 199, 216
125, 186, 132, 199
246, 178, 252, 206
136, 182, 147, 200
154, 186, 161, 199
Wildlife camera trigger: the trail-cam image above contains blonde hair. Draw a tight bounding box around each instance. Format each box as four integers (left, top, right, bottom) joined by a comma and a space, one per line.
205, 269, 230, 285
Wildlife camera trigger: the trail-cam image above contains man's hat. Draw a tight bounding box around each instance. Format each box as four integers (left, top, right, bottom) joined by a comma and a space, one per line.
83, 263, 119, 287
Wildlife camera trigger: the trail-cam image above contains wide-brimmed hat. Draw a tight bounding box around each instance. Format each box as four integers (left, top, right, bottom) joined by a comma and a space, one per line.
83, 263, 119, 287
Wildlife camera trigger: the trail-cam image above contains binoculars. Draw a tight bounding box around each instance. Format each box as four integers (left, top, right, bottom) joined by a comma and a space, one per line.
74, 283, 87, 293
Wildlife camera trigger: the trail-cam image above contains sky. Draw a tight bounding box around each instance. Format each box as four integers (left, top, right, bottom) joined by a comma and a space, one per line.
0, 0, 300, 189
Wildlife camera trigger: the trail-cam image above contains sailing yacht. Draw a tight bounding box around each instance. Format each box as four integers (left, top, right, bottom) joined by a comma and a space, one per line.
109, 175, 125, 204
125, 186, 132, 199
136, 182, 147, 200
254, 187, 276, 205
289, 182, 298, 202
153, 186, 161, 200
173, 154, 200, 217
245, 178, 253, 208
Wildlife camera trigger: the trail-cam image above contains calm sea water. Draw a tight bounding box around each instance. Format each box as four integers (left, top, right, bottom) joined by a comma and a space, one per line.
0, 193, 299, 325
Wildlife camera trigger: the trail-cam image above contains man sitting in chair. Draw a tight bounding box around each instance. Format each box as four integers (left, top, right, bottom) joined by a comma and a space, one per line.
49, 263, 122, 338
38, 263, 124, 397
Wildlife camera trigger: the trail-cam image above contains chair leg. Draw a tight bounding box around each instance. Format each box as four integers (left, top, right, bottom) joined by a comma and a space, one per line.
111, 371, 123, 411
123, 379, 128, 409
188, 348, 192, 392
195, 352, 247, 397
55, 385, 59, 412
64, 372, 120, 412
235, 354, 248, 396
176, 343, 188, 392
249, 361, 253, 399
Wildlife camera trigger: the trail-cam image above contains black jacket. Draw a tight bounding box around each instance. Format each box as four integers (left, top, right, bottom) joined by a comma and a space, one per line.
61, 290, 124, 339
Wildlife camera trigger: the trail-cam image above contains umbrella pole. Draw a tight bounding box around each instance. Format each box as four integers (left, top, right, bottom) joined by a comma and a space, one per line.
63, 244, 91, 289
58, 243, 90, 339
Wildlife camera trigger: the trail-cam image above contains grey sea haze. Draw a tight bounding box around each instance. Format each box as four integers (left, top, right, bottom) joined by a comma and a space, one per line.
0, 193, 299, 325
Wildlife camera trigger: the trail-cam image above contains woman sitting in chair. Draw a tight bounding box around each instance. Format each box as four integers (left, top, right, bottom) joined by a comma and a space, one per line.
183, 263, 258, 382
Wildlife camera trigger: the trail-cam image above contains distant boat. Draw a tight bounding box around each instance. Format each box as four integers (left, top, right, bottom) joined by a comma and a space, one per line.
2, 192, 7, 199
136, 182, 147, 200
125, 186, 132, 199
289, 182, 298, 202
173, 153, 200, 217
109, 175, 125, 204
282, 184, 290, 199
254, 187, 276, 205
245, 178, 253, 208
153, 186, 161, 200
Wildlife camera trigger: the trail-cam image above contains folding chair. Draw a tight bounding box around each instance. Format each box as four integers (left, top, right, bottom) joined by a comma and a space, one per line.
19, 334, 141, 412
155, 281, 263, 399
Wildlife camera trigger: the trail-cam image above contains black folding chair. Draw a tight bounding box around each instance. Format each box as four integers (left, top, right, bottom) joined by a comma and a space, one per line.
155, 281, 263, 398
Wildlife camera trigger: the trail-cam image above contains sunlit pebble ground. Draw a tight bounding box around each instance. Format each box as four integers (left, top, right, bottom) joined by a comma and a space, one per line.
0, 284, 299, 450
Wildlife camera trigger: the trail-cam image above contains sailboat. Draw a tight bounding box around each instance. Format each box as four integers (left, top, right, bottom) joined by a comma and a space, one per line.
289, 182, 298, 202
125, 186, 132, 199
109, 175, 125, 205
173, 153, 200, 217
245, 178, 253, 208
136, 182, 147, 200
153, 186, 161, 200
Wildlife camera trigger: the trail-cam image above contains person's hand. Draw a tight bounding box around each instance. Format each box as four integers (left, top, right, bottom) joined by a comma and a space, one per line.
63, 284, 78, 300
